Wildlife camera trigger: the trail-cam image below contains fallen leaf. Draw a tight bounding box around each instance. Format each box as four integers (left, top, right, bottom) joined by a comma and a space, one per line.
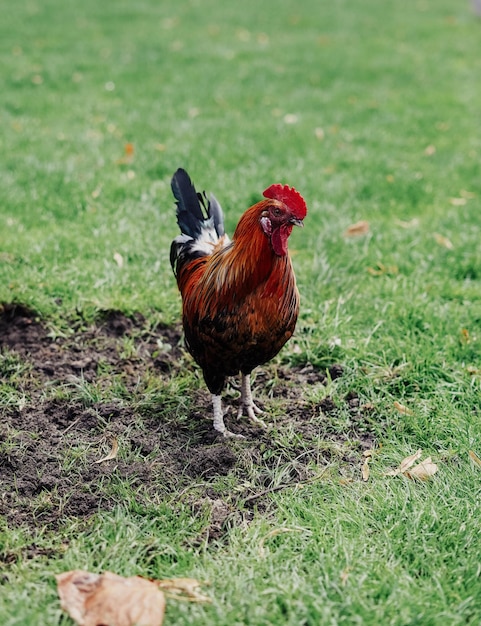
56, 570, 166, 626
424, 144, 436, 156
399, 449, 423, 473
384, 467, 401, 477
344, 220, 369, 237
395, 218, 419, 229
283, 113, 299, 124
113, 252, 124, 268
469, 450, 481, 468
116, 143, 135, 164
361, 457, 370, 482
367, 262, 398, 276
157, 578, 211, 603
340, 567, 351, 586
460, 328, 470, 344
95, 439, 119, 464
385, 449, 422, 477
385, 449, 438, 481
434, 233, 454, 249
449, 197, 467, 206
393, 401, 414, 416
405, 457, 438, 480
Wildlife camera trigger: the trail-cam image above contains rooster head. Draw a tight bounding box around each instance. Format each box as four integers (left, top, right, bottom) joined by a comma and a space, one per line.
260, 184, 307, 256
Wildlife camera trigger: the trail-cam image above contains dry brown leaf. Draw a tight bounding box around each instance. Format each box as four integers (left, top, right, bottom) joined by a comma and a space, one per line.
469, 450, 481, 468
95, 439, 119, 464
449, 197, 467, 206
405, 457, 438, 480
384, 467, 401, 477
56, 570, 165, 626
340, 567, 351, 586
116, 143, 135, 164
385, 449, 438, 481
433, 233, 454, 249
344, 220, 369, 237
386, 449, 422, 477
367, 262, 398, 276
361, 458, 370, 482
393, 401, 414, 416
157, 578, 211, 603
424, 144, 436, 156
395, 218, 420, 229
399, 449, 423, 473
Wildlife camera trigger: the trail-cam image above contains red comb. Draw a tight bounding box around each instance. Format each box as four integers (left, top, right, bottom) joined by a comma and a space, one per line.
262, 183, 307, 219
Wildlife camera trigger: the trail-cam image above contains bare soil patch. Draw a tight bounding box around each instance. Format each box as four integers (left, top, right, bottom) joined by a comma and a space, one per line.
0, 303, 378, 538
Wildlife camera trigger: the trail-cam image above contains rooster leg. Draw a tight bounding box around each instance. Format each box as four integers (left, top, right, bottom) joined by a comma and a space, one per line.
212, 395, 245, 438
237, 374, 266, 426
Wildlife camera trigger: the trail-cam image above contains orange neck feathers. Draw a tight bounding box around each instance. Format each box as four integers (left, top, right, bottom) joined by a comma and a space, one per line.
180, 200, 296, 315
231, 201, 278, 285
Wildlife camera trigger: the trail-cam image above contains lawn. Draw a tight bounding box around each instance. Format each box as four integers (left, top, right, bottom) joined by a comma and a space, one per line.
1, 0, 481, 624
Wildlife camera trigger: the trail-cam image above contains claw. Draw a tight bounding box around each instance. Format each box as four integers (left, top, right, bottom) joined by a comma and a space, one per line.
222, 429, 246, 439
237, 373, 267, 427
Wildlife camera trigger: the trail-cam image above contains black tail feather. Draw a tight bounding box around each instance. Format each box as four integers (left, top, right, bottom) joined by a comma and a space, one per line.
171, 168, 206, 238
170, 169, 227, 277
207, 192, 225, 238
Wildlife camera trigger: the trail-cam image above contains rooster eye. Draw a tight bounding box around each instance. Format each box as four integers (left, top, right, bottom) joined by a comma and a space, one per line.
272, 207, 282, 217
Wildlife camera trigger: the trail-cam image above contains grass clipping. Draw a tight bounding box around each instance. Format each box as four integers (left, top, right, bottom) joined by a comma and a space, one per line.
56, 570, 210, 626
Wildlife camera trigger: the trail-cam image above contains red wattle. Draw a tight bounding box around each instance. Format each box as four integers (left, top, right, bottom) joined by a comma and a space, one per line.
271, 224, 292, 256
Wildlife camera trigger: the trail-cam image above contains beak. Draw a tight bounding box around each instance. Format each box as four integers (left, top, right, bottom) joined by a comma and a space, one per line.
290, 217, 304, 228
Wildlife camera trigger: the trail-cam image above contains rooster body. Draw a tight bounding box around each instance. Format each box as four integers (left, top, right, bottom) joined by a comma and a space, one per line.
170, 169, 307, 436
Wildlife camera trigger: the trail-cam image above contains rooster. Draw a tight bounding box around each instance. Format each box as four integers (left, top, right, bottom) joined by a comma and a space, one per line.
170, 168, 307, 437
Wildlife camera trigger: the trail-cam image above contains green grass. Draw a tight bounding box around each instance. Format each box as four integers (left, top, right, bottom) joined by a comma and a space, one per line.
2, 0, 481, 624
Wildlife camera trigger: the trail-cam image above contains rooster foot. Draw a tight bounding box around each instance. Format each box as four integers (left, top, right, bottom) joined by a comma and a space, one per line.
212, 394, 245, 439
237, 373, 267, 427
237, 401, 266, 426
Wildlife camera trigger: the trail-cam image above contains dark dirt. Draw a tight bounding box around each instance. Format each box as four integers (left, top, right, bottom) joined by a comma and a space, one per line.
0, 303, 378, 540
